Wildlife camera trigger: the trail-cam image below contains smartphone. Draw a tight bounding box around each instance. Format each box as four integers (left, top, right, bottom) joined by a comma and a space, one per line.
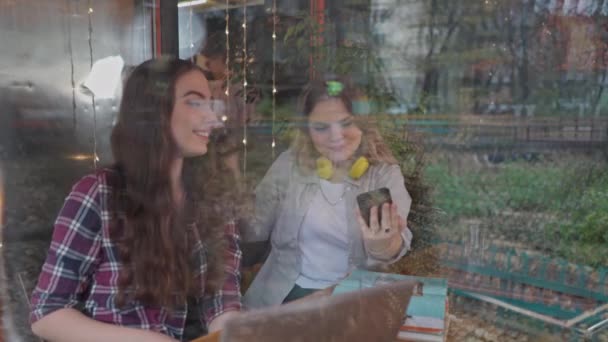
356, 187, 393, 226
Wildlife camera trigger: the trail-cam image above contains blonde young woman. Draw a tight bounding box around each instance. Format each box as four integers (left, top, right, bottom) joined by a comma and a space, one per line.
242, 77, 413, 308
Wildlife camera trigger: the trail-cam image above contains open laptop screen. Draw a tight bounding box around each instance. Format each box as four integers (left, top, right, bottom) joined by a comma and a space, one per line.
221, 280, 416, 342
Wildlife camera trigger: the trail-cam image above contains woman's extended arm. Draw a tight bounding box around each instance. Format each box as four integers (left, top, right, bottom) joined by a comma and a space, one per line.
31, 308, 176, 342
362, 164, 413, 265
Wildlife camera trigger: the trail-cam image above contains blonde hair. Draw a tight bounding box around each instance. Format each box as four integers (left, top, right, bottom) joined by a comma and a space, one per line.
292, 77, 397, 174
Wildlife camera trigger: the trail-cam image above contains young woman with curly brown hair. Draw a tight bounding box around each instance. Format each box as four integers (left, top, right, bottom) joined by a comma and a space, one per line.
29, 58, 242, 342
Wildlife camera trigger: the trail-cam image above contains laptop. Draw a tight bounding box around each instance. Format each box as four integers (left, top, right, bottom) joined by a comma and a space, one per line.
220, 280, 416, 342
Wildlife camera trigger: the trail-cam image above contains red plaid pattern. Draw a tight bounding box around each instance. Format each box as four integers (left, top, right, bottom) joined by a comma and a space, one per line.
30, 169, 242, 340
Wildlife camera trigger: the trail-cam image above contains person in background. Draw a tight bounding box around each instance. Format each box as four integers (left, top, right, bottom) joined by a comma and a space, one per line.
242, 76, 413, 308
197, 32, 261, 126
29, 58, 242, 342
196, 33, 263, 218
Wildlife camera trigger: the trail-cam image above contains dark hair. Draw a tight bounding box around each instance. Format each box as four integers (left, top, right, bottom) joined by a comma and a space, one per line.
293, 75, 397, 171
200, 32, 226, 59
110, 57, 231, 308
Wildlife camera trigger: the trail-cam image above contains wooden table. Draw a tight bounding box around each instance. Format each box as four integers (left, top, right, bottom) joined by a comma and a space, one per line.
190, 330, 220, 342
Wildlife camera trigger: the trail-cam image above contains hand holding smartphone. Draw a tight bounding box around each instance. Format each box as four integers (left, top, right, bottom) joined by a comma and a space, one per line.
356, 187, 407, 261
356, 188, 393, 227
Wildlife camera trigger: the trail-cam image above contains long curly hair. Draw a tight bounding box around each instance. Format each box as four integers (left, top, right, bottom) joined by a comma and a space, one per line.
292, 76, 397, 173
109, 58, 234, 309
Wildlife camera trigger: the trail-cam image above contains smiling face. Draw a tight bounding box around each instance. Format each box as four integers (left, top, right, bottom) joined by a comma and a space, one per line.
170, 70, 222, 158
307, 98, 363, 163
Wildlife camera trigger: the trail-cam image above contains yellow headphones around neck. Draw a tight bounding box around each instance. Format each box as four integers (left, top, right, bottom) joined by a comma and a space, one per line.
316, 156, 369, 180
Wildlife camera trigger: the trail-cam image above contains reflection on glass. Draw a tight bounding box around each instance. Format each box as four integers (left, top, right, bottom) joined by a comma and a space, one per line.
81, 55, 125, 100
1, 0, 607, 341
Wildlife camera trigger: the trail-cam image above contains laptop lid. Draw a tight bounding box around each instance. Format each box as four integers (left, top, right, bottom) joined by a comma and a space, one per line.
221, 280, 416, 342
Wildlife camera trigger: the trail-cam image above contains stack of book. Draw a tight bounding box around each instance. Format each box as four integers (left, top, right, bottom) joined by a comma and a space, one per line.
332, 270, 449, 342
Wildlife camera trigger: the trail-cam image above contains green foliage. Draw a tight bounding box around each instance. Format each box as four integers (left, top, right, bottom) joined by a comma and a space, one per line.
556, 171, 608, 267
565, 189, 608, 234
425, 163, 496, 218
283, 12, 371, 75
383, 131, 437, 251
426, 155, 608, 267
383, 130, 441, 276
256, 97, 293, 122
425, 160, 588, 219
282, 10, 395, 111
255, 97, 298, 146
494, 164, 572, 212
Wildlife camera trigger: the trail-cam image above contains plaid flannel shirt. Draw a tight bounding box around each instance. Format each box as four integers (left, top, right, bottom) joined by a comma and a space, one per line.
30, 169, 242, 340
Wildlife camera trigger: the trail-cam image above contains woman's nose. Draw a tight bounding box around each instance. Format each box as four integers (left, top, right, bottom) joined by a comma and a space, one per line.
203, 110, 224, 129
329, 124, 344, 140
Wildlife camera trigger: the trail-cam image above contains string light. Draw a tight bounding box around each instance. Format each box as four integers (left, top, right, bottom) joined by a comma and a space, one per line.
225, 0, 230, 97
242, 0, 248, 176
142, 0, 147, 60
271, 0, 277, 158
189, 3, 194, 61
67, 0, 76, 129
87, 0, 98, 168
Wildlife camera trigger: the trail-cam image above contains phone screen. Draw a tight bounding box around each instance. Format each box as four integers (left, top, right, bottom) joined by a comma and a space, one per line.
356, 187, 393, 226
